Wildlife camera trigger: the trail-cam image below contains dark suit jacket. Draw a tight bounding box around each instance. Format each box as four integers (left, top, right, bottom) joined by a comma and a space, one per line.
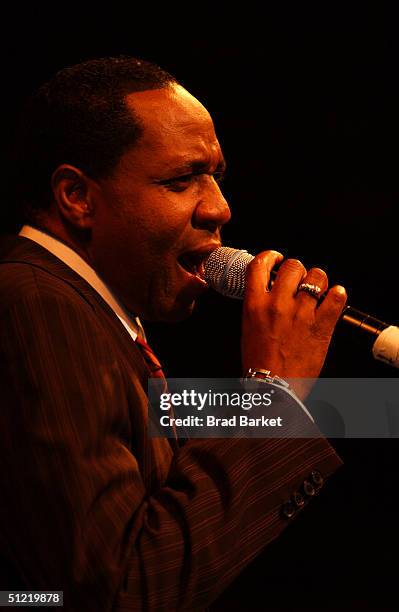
0, 235, 342, 611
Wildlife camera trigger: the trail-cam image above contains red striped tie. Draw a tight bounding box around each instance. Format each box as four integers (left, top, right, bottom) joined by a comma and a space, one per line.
135, 336, 180, 448
135, 336, 165, 378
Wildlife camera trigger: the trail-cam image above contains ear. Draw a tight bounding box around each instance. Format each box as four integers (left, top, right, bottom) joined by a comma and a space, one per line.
51, 164, 94, 229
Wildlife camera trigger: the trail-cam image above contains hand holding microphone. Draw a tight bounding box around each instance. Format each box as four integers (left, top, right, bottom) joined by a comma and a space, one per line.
204, 247, 399, 372
239, 251, 347, 399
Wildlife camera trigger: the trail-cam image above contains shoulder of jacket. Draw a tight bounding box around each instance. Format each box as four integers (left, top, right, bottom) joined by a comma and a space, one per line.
0, 261, 93, 315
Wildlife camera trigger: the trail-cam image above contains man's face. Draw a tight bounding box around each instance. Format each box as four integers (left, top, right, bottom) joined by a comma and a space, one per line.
91, 84, 231, 321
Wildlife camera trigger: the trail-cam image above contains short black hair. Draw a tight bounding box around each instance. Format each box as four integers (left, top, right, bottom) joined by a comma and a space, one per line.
13, 56, 177, 223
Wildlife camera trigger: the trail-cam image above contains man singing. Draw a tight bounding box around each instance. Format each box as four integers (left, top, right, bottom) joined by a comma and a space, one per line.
0, 57, 346, 610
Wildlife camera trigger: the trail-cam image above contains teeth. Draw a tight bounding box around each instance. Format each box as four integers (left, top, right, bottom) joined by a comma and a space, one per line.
197, 261, 205, 279
179, 254, 207, 279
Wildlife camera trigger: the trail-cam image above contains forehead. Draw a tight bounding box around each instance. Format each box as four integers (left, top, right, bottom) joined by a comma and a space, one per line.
124, 84, 223, 172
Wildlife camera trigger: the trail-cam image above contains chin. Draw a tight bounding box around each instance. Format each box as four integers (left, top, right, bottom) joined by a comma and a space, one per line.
145, 297, 196, 323
168, 301, 196, 323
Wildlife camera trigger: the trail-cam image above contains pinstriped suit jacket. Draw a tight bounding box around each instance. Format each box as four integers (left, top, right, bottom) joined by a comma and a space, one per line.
0, 235, 342, 611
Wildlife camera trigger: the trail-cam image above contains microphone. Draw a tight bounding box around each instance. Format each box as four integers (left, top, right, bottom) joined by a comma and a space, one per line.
203, 246, 399, 369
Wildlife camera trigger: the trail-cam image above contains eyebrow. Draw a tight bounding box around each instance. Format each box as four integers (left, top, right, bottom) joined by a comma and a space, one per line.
169, 158, 227, 175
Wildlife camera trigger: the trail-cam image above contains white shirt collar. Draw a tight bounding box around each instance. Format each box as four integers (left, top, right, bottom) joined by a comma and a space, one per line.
19, 225, 145, 342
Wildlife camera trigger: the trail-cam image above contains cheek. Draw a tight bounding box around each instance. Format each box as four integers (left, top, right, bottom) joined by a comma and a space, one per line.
120, 192, 196, 249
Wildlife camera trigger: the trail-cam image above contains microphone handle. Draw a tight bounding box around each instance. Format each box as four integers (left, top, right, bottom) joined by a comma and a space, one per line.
340, 306, 388, 337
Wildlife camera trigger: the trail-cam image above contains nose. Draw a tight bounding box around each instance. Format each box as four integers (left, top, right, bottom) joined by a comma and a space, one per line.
192, 178, 231, 232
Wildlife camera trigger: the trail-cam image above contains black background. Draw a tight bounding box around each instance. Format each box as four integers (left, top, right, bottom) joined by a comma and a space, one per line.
2, 3, 399, 609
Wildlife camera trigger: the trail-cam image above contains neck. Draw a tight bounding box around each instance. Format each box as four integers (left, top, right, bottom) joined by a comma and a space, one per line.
30, 215, 93, 267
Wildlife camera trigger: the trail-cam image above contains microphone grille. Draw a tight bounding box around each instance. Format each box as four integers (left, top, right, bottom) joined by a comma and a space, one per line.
204, 247, 255, 299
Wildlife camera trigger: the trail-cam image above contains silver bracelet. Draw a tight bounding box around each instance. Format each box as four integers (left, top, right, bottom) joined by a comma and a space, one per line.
243, 367, 290, 389
242, 369, 315, 422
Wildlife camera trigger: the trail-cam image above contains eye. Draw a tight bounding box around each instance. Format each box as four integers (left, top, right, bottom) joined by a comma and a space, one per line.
160, 174, 196, 192
158, 169, 226, 192
212, 171, 225, 184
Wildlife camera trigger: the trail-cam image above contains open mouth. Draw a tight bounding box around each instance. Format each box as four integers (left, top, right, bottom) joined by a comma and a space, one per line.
178, 252, 206, 279
177, 243, 221, 283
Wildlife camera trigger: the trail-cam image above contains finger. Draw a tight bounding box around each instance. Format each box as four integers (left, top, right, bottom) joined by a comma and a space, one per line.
270, 258, 307, 305
295, 267, 329, 312
245, 250, 284, 305
315, 285, 347, 332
